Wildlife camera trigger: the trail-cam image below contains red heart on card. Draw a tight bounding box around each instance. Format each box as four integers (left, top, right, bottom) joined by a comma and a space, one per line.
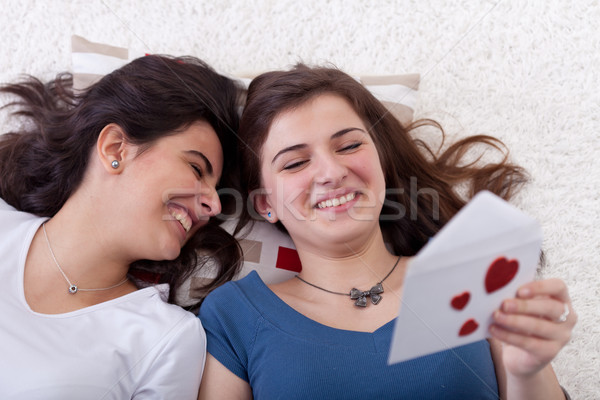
485, 257, 519, 294
459, 318, 479, 336
451, 291, 470, 310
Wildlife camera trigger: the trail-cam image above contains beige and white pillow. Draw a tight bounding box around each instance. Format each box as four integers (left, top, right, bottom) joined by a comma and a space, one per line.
71, 35, 418, 126
70, 35, 420, 305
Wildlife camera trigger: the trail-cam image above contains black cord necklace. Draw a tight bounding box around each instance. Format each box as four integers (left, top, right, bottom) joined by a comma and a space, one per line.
294, 256, 401, 307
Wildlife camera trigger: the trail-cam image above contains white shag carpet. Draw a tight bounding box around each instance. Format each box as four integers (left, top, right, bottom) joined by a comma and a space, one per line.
1, 1, 598, 397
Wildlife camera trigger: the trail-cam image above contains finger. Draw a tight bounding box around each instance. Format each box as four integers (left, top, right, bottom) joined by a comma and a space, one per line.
501, 297, 569, 322
492, 310, 573, 343
517, 278, 570, 302
489, 324, 564, 361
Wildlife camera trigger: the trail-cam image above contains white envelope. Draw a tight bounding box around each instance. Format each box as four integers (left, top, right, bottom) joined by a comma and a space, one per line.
388, 191, 542, 364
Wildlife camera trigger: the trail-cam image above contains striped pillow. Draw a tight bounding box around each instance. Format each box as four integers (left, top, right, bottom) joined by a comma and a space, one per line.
71, 35, 419, 126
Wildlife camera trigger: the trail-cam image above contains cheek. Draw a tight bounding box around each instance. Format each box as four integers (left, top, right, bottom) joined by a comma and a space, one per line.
282, 174, 313, 200
262, 174, 313, 217
356, 152, 384, 178
356, 153, 387, 199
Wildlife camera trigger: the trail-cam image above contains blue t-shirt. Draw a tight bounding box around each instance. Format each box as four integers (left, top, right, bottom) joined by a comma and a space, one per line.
199, 271, 499, 399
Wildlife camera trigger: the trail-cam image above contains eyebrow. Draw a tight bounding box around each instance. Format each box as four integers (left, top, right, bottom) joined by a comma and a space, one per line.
185, 150, 213, 175
271, 127, 366, 165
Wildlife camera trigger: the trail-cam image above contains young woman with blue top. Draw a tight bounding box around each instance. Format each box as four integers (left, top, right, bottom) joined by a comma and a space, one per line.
0, 55, 242, 399
198, 65, 576, 399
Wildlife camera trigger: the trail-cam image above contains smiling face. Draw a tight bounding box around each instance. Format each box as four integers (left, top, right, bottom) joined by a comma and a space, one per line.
123, 120, 224, 261
257, 93, 387, 253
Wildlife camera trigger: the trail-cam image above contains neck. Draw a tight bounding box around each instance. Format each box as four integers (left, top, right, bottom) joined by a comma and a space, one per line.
40, 204, 132, 291
295, 228, 400, 292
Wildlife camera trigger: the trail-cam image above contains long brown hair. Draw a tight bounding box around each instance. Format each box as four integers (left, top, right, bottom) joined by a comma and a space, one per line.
237, 64, 528, 256
0, 55, 243, 306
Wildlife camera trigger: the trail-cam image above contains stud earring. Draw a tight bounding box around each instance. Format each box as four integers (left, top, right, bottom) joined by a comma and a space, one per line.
267, 211, 272, 218
111, 160, 120, 169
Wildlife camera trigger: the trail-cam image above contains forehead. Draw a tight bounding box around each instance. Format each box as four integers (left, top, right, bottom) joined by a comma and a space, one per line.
264, 94, 365, 150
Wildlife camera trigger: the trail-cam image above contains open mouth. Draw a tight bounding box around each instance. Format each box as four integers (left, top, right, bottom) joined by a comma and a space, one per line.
168, 204, 192, 233
315, 192, 357, 209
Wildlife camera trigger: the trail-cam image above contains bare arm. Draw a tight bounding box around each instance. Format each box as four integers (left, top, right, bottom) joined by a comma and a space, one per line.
490, 338, 565, 400
488, 339, 507, 400
198, 353, 252, 400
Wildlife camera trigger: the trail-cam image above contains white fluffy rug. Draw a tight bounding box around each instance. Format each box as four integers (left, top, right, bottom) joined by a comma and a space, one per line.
1, 0, 598, 397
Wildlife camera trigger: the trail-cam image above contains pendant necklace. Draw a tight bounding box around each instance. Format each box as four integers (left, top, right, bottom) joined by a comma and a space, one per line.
294, 256, 401, 307
42, 222, 129, 294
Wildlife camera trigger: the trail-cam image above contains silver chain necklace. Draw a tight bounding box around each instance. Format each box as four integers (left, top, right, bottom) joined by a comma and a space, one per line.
42, 222, 129, 294
294, 256, 401, 307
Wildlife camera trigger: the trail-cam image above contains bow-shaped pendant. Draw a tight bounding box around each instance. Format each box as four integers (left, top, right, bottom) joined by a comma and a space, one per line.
350, 283, 384, 307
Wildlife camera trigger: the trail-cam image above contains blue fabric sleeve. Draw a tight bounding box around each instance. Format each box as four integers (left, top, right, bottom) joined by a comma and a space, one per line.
198, 281, 259, 382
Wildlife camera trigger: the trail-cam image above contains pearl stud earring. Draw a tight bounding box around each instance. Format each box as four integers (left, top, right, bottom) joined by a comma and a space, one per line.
111, 160, 120, 169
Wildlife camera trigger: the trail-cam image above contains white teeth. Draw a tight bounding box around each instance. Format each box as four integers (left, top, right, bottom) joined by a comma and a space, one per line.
170, 209, 192, 232
316, 192, 356, 209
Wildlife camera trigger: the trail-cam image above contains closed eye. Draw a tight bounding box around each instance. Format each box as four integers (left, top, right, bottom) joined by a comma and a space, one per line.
338, 142, 362, 152
191, 164, 204, 178
282, 159, 308, 171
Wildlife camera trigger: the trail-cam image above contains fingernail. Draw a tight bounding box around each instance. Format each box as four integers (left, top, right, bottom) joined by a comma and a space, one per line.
493, 310, 503, 321
503, 300, 517, 312
518, 287, 531, 297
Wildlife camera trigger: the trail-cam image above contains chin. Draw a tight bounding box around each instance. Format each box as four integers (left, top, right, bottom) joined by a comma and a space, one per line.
156, 242, 182, 261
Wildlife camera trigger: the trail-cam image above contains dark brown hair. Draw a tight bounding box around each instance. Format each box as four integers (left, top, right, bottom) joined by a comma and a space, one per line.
237, 64, 528, 256
0, 55, 243, 306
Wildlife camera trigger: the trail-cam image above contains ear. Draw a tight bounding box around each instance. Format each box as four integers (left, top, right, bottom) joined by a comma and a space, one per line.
96, 124, 130, 174
252, 191, 278, 223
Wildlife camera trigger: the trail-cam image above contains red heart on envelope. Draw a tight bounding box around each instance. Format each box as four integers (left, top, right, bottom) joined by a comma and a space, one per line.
451, 291, 470, 310
459, 319, 479, 336
485, 257, 519, 294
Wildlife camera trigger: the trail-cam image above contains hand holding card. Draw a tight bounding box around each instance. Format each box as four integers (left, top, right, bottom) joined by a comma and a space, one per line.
490, 277, 576, 378
388, 191, 543, 364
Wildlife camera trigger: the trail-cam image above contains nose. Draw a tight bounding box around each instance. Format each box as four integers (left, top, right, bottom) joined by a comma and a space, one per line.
197, 184, 222, 217
314, 153, 347, 187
